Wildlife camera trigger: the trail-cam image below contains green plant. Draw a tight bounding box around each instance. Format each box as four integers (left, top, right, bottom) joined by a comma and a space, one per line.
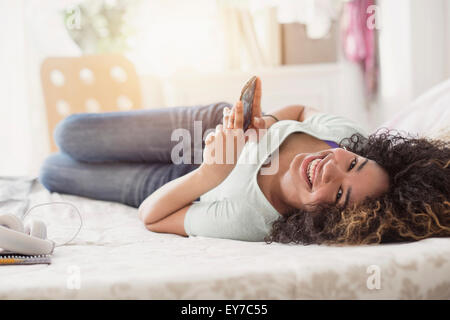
63, 0, 140, 54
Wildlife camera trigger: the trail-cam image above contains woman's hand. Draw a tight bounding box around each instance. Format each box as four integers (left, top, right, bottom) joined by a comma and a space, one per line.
199, 101, 246, 183
246, 77, 277, 131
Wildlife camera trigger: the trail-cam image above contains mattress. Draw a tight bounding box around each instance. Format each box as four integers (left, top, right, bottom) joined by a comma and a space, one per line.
0, 178, 449, 300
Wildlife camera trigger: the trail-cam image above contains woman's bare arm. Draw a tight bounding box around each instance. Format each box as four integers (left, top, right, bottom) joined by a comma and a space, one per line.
138, 167, 222, 225
263, 104, 321, 124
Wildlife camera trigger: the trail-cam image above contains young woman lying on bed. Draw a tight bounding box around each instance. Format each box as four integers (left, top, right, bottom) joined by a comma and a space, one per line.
40, 77, 450, 245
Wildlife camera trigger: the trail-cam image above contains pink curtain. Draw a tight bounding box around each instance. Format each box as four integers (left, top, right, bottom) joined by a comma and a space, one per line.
342, 0, 378, 99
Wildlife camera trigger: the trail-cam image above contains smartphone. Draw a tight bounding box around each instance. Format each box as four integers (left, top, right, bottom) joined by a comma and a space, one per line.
239, 76, 257, 130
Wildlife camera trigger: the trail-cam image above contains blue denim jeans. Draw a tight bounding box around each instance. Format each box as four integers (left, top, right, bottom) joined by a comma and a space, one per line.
39, 102, 230, 207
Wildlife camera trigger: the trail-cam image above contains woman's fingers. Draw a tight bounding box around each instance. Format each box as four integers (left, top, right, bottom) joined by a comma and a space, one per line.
227, 107, 235, 129
234, 101, 243, 129
222, 107, 230, 126
205, 131, 215, 144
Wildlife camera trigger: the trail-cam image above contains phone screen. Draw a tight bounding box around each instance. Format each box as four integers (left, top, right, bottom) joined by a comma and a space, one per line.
239, 76, 257, 130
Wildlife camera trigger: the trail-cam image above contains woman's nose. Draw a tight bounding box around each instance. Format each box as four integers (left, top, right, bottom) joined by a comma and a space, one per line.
321, 159, 341, 184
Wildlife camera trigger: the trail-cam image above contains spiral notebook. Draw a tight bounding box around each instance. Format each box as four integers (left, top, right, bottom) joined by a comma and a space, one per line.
0, 254, 51, 265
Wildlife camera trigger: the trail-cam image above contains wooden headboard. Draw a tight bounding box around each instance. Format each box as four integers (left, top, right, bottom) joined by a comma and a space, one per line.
40, 54, 142, 152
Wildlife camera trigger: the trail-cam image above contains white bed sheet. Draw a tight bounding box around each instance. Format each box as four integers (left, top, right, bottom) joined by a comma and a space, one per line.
1, 181, 449, 300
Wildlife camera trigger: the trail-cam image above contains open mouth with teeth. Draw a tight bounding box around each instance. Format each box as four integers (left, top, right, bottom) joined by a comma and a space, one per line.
306, 158, 322, 187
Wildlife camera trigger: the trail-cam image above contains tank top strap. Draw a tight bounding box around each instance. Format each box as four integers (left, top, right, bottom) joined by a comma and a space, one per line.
323, 140, 339, 149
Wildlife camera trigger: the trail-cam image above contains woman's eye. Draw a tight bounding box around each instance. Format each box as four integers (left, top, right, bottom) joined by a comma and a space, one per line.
337, 158, 357, 204
349, 157, 357, 170
336, 187, 343, 201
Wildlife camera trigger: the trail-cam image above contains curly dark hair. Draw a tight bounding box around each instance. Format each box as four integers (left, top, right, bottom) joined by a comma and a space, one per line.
264, 128, 450, 245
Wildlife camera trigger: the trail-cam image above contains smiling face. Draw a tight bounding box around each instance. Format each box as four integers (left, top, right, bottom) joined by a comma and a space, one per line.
280, 148, 390, 211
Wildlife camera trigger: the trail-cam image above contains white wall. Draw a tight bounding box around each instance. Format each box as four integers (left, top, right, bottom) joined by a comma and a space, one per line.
446, 0, 450, 77
409, 0, 448, 98
374, 0, 450, 129
375, 0, 412, 129
139, 62, 368, 128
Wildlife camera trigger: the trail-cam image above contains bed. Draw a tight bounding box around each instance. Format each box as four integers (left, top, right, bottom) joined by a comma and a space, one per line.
1, 79, 449, 300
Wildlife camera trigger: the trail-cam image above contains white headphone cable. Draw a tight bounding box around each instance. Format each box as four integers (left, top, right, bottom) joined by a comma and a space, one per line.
22, 202, 83, 247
